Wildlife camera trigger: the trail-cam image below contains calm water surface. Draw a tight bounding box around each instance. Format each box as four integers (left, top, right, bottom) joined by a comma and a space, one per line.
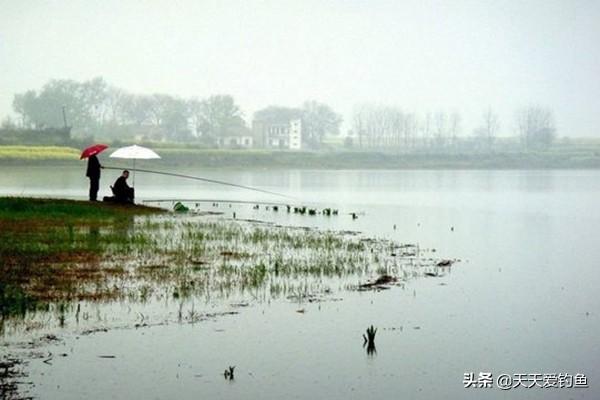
1, 166, 599, 399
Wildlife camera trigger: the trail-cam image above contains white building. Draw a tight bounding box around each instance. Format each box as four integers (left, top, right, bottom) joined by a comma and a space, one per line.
254, 118, 303, 150
217, 135, 253, 148
289, 119, 302, 150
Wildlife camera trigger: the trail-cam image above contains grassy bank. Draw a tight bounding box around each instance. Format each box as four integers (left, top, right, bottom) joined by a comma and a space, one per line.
2, 144, 600, 169
155, 148, 600, 169
0, 198, 163, 317
0, 196, 159, 221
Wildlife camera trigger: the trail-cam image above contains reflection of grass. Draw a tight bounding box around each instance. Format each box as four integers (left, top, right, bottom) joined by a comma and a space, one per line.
0, 284, 40, 318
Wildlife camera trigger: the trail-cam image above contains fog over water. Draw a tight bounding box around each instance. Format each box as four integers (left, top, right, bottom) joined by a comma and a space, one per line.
1, 0, 600, 136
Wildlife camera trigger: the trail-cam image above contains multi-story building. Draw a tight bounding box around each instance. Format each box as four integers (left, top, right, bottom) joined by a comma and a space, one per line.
252, 117, 303, 150
289, 119, 302, 150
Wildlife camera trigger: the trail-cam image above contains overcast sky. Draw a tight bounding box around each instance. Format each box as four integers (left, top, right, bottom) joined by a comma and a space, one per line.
1, 0, 599, 136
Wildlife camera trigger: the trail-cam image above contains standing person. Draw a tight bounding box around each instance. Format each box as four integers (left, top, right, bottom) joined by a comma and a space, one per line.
86, 154, 102, 201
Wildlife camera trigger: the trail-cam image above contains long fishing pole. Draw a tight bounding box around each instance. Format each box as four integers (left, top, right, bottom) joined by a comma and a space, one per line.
142, 198, 291, 206
103, 166, 293, 199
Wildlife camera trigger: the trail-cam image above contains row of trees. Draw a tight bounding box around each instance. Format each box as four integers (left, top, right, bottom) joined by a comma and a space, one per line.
351, 105, 555, 150
7, 77, 555, 149
352, 106, 462, 148
8, 77, 342, 147
11, 78, 248, 142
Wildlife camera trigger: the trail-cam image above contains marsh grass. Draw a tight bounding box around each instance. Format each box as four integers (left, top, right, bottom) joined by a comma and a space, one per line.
1, 197, 453, 334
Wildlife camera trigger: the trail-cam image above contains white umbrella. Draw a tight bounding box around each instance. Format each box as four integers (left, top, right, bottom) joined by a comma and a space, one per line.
109, 145, 160, 186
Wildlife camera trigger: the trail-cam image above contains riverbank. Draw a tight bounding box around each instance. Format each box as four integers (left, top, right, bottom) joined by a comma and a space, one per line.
0, 196, 161, 220
2, 145, 600, 169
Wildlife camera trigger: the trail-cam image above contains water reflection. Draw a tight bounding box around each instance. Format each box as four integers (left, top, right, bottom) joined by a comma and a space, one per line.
364, 341, 377, 357
363, 325, 378, 357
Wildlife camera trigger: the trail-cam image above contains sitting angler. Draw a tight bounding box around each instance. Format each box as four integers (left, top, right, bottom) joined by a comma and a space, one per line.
104, 170, 135, 203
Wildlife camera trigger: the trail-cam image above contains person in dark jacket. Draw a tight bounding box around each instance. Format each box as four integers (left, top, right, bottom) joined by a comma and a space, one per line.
111, 170, 135, 203
86, 154, 102, 201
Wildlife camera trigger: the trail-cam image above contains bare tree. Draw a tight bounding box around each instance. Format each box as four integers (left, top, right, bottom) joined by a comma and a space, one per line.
420, 112, 433, 147
351, 104, 415, 150
403, 112, 418, 148
434, 111, 447, 148
449, 111, 461, 147
474, 106, 500, 149
516, 106, 556, 149
352, 105, 367, 148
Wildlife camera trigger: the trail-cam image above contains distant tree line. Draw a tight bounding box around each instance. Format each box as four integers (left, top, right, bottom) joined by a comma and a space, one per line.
7, 77, 343, 148
350, 104, 555, 151
0, 127, 73, 146
10, 77, 248, 143
6, 77, 555, 150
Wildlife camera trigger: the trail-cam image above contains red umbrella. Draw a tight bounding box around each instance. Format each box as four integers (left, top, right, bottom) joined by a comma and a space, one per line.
80, 144, 109, 159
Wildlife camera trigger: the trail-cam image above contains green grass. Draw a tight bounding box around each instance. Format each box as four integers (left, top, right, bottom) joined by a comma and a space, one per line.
0, 145, 80, 160
0, 197, 160, 221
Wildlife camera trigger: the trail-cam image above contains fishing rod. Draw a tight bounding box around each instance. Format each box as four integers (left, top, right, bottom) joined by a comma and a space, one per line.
142, 198, 292, 206
103, 166, 293, 199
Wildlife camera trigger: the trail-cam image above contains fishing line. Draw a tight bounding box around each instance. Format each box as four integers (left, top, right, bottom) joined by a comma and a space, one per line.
103, 166, 293, 199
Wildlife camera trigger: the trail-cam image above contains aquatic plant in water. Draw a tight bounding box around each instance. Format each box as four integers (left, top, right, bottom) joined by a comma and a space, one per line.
1, 201, 456, 334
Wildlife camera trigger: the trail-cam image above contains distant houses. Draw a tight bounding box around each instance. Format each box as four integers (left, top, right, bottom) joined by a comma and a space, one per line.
252, 111, 303, 150
216, 134, 254, 149
138, 111, 306, 150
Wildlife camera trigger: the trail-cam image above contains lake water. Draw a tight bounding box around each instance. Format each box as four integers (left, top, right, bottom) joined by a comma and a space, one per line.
1, 165, 599, 399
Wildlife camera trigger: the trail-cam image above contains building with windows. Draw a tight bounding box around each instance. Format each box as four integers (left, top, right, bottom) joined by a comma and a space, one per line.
252, 117, 303, 150
216, 135, 253, 148
289, 119, 302, 150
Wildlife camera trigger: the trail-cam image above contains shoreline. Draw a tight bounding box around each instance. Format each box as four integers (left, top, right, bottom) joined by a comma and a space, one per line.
2, 147, 600, 169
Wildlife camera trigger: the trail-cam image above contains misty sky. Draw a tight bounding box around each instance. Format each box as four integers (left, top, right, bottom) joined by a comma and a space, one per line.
1, 0, 599, 137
